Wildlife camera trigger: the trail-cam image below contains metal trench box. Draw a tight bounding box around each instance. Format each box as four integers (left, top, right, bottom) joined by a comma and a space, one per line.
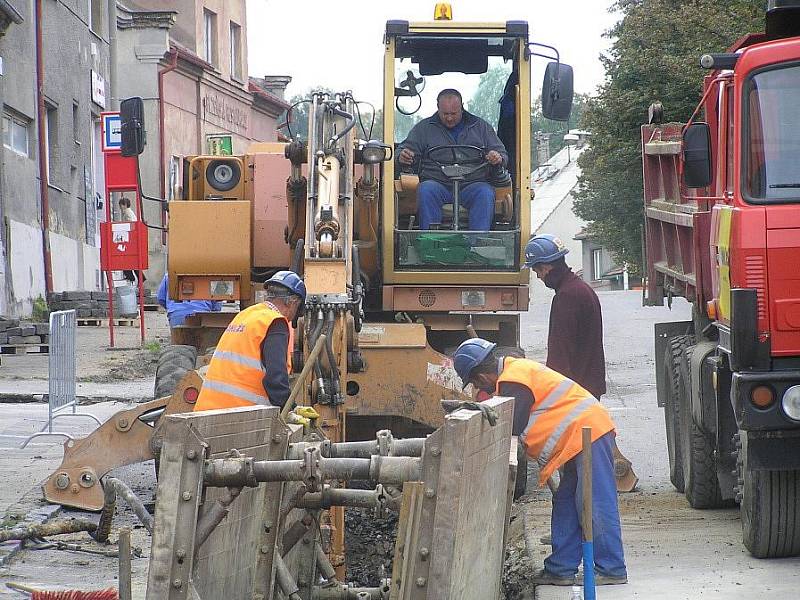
146, 397, 516, 600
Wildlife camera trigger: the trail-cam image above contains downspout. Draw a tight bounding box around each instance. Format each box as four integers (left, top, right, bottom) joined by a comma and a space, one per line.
107, 0, 118, 110
157, 49, 178, 243
35, 0, 53, 294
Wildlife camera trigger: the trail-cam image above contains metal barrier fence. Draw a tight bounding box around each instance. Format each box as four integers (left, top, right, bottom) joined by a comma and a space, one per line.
21, 310, 100, 448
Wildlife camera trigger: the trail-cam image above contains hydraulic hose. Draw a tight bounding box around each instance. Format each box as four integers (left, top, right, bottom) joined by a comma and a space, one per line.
328, 106, 356, 146
325, 309, 341, 402
93, 477, 154, 542
291, 238, 305, 274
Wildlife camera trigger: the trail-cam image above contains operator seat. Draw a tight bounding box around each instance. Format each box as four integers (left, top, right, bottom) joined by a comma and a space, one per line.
394, 174, 513, 229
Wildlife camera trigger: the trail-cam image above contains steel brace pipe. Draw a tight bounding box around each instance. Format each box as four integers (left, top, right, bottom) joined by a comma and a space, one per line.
203, 455, 421, 488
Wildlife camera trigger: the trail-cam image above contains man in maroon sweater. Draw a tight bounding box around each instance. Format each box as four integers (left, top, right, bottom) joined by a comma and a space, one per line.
524, 234, 637, 491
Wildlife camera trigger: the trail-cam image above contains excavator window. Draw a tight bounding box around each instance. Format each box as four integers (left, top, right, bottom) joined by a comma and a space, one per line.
391, 34, 521, 271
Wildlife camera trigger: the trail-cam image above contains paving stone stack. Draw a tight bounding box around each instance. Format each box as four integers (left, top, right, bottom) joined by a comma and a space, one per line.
0, 318, 49, 347
47, 290, 139, 318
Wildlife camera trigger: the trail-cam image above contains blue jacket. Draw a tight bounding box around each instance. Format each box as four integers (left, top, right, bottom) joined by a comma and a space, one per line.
157, 275, 222, 327
400, 110, 508, 186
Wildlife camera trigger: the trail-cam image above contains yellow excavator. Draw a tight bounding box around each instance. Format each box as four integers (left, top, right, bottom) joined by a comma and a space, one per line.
43, 5, 599, 533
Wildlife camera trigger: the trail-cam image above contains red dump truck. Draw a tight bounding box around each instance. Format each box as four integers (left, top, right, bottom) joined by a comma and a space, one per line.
643, 1, 800, 558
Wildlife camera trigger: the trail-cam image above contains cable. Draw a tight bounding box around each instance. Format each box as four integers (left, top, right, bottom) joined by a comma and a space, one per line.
278, 99, 312, 141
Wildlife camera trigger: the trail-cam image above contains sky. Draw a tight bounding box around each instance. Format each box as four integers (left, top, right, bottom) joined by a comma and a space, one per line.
246, 0, 619, 110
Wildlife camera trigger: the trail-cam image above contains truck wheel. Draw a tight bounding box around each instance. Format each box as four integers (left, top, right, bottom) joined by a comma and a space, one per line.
678, 344, 724, 508
739, 434, 800, 558
664, 336, 692, 492
154, 345, 198, 399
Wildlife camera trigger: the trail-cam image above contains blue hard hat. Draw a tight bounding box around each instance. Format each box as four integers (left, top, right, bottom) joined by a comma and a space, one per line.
266, 270, 306, 302
453, 338, 497, 388
523, 234, 569, 268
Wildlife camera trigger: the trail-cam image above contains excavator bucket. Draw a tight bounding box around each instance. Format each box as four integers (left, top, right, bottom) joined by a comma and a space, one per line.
42, 370, 203, 511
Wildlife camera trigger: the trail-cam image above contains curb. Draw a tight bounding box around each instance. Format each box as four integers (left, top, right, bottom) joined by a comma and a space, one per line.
0, 487, 62, 567
0, 394, 150, 405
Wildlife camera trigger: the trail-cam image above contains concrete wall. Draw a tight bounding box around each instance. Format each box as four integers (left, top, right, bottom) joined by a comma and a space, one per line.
7, 220, 45, 316
537, 192, 586, 274
130, 0, 246, 86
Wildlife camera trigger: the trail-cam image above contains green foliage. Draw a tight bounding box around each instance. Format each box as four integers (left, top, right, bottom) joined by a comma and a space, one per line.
31, 295, 49, 322
144, 340, 162, 354
467, 64, 512, 126
574, 0, 764, 271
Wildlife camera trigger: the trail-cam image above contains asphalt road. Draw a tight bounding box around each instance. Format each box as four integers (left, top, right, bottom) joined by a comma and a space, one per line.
523, 287, 800, 600
2, 289, 799, 598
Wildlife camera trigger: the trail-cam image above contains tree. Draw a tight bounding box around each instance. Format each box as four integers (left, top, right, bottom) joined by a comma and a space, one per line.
573, 0, 764, 272
467, 64, 512, 126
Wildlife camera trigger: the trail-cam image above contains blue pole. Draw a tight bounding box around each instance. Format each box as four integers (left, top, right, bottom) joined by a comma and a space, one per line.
582, 426, 596, 600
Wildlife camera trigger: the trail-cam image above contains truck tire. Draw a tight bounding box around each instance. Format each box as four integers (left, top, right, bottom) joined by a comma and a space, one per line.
679, 344, 724, 508
664, 336, 692, 493
154, 345, 198, 400
739, 434, 800, 558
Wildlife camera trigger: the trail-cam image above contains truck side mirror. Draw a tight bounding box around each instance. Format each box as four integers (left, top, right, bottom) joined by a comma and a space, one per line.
541, 62, 574, 122
120, 96, 146, 157
683, 122, 712, 188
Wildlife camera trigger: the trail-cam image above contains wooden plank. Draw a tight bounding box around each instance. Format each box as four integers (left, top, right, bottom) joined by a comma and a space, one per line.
427, 397, 513, 600
645, 205, 695, 228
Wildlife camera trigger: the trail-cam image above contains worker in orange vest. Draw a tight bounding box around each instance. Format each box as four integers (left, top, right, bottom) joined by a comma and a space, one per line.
194, 270, 305, 412
453, 338, 627, 586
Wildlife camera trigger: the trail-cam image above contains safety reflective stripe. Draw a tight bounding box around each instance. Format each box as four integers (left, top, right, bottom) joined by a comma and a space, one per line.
212, 349, 265, 372
202, 380, 269, 406
537, 397, 598, 466
522, 378, 576, 439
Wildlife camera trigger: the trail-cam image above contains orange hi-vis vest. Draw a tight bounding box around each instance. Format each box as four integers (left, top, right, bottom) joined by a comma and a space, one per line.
194, 302, 290, 411
496, 357, 615, 485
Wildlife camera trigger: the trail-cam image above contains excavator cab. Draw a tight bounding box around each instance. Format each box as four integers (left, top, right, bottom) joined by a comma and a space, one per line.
380, 17, 572, 314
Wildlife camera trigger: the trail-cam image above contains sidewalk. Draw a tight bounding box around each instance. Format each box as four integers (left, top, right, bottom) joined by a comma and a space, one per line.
0, 378, 153, 403
0, 400, 135, 573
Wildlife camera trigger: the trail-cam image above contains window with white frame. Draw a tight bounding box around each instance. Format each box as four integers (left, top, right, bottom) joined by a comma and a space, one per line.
3, 111, 30, 156
203, 9, 217, 65
591, 248, 603, 281
230, 21, 242, 80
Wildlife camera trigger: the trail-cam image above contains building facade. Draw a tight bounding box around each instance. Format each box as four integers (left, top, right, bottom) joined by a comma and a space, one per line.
1, 0, 112, 317
118, 0, 289, 289
0, 0, 289, 317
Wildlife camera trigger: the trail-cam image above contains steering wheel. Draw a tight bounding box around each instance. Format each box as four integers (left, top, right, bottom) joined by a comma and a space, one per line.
422, 144, 490, 181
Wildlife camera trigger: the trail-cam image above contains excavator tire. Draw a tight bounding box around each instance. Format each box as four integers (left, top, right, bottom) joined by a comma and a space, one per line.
154, 345, 198, 399
664, 335, 692, 493
739, 434, 800, 558
678, 342, 724, 508
153, 345, 198, 479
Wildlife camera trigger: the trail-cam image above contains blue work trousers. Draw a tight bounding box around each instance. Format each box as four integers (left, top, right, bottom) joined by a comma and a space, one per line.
543, 431, 627, 578
417, 180, 494, 231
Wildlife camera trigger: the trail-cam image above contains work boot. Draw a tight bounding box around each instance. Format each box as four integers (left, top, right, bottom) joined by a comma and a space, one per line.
531, 568, 578, 586
594, 572, 628, 585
